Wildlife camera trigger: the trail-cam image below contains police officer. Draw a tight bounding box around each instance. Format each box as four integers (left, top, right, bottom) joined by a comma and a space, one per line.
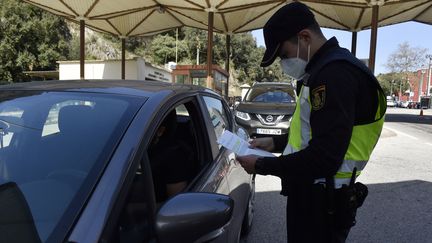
236, 2, 386, 243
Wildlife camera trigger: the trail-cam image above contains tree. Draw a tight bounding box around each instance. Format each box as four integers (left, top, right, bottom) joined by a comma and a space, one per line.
0, 0, 71, 82
377, 72, 409, 97
386, 42, 428, 73
182, 27, 212, 65
145, 34, 189, 65
229, 32, 286, 84
139, 27, 287, 84
384, 42, 428, 99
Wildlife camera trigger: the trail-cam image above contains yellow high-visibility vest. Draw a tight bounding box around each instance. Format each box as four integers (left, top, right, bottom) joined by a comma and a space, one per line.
283, 84, 386, 188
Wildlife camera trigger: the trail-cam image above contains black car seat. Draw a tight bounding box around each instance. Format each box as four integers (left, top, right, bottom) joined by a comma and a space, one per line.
148, 110, 199, 202
174, 114, 200, 170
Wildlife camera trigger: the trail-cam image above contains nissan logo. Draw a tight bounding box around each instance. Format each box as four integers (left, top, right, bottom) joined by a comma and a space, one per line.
265, 115, 273, 122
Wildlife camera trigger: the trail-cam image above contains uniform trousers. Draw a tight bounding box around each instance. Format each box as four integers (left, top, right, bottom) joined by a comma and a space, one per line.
285, 183, 351, 243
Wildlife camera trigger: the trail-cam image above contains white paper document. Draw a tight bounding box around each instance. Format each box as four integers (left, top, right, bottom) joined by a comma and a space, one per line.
217, 130, 275, 157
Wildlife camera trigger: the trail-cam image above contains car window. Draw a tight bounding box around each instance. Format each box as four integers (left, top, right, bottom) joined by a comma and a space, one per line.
202, 96, 230, 148
0, 91, 143, 243
245, 86, 295, 103
148, 102, 202, 203
113, 101, 204, 243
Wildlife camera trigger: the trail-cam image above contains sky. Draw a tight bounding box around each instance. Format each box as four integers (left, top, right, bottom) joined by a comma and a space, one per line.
252, 22, 432, 75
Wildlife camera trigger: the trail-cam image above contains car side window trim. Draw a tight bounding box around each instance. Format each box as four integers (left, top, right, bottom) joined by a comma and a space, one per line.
199, 94, 232, 151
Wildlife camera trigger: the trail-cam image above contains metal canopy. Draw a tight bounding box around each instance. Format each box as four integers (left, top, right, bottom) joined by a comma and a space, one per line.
23, 0, 432, 81
23, 0, 432, 35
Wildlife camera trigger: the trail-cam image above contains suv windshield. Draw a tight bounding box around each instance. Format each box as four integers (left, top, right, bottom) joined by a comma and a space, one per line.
245, 86, 295, 103
0, 90, 143, 243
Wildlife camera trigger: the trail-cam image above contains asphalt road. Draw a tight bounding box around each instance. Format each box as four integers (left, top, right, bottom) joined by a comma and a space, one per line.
242, 107, 432, 243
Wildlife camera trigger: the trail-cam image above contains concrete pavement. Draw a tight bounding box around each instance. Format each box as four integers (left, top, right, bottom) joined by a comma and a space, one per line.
348, 108, 432, 243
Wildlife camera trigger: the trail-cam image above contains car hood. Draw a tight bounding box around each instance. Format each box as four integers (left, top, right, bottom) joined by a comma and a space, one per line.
236, 102, 296, 115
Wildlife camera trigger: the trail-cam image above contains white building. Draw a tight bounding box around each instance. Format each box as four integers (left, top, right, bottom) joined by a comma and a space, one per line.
57, 57, 172, 82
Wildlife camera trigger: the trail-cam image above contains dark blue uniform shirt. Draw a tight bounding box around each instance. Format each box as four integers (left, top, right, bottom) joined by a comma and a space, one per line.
256, 37, 379, 195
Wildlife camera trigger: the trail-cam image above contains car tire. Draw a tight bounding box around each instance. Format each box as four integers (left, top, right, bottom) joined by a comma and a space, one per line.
241, 178, 255, 237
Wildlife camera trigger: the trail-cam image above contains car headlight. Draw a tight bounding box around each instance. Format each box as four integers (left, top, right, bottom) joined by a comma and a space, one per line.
235, 111, 251, 121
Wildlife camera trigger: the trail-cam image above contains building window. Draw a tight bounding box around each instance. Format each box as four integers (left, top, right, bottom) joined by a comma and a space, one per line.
176, 75, 188, 84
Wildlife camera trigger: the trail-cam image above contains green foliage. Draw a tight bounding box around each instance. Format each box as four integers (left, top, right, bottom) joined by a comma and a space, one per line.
377, 72, 410, 97
182, 27, 208, 64
142, 27, 285, 84
230, 32, 262, 83
0, 0, 71, 82
0, 2, 285, 85
133, 27, 286, 84
124, 36, 150, 58
145, 34, 189, 64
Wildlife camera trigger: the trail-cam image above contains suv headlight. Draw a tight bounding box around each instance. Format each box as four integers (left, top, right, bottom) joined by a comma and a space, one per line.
235, 111, 251, 121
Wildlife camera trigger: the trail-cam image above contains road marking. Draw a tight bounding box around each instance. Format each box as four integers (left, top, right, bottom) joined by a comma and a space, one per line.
384, 126, 419, 140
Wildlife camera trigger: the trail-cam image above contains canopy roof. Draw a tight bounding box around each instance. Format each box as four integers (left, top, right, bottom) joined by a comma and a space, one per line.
24, 0, 432, 37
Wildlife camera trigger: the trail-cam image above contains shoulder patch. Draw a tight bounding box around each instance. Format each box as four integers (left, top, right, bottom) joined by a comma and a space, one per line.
311, 85, 326, 111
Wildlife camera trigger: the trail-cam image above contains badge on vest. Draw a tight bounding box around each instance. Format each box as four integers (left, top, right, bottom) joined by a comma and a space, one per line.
312, 85, 326, 110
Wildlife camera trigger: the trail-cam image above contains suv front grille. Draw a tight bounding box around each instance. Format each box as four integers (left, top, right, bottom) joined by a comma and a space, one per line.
256, 114, 285, 126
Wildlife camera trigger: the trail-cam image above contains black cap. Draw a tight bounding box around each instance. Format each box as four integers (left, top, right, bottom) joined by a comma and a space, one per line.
261, 2, 317, 67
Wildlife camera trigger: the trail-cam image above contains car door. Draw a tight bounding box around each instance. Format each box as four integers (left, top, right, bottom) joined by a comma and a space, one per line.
145, 95, 236, 243
95, 92, 234, 243
66, 90, 238, 243
198, 94, 253, 242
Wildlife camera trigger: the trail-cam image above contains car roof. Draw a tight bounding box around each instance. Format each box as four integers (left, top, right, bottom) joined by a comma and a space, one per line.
251, 82, 294, 88
0, 80, 216, 99
253, 82, 291, 85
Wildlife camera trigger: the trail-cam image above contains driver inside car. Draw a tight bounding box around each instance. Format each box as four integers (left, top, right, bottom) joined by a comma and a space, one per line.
148, 110, 196, 204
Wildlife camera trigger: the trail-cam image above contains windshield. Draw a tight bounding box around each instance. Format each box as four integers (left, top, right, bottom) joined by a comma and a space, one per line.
0, 90, 143, 243
244, 86, 295, 103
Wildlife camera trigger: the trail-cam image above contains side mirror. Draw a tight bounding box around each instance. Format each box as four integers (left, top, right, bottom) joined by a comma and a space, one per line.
155, 192, 234, 243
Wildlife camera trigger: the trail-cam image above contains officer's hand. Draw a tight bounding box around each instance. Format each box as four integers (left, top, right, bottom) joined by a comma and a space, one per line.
249, 137, 274, 152
236, 155, 259, 174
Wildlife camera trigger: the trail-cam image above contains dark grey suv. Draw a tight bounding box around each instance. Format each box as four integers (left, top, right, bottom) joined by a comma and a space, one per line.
0, 80, 254, 243
235, 82, 296, 137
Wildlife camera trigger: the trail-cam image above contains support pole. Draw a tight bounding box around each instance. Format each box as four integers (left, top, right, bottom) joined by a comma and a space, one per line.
369, 5, 379, 73
121, 37, 126, 80
419, 71, 425, 102
175, 28, 178, 64
206, 12, 214, 89
351, 32, 357, 56
80, 20, 85, 80
426, 54, 432, 97
398, 79, 402, 100
225, 34, 231, 99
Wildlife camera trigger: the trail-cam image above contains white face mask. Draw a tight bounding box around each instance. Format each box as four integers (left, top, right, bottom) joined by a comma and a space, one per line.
280, 38, 310, 80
